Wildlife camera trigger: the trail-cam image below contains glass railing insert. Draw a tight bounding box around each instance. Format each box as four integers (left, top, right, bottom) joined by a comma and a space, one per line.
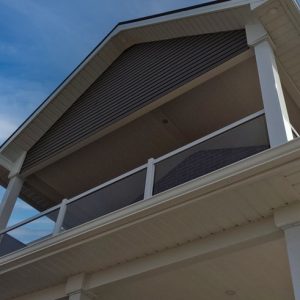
153, 115, 269, 194
0, 209, 59, 256
62, 168, 147, 229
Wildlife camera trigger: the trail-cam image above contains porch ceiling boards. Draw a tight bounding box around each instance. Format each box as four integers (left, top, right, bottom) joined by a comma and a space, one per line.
1, 138, 300, 299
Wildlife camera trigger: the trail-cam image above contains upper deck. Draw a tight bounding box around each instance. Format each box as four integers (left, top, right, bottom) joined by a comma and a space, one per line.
0, 0, 300, 299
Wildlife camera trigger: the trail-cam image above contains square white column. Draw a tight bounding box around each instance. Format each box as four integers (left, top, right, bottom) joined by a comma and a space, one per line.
254, 40, 293, 147
0, 175, 23, 230
246, 22, 293, 147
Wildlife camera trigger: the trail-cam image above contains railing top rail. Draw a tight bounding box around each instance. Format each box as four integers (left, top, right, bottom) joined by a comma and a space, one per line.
0, 203, 61, 236
154, 109, 265, 163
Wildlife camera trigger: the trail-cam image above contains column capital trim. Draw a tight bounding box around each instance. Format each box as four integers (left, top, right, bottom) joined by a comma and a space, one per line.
245, 20, 276, 50
8, 151, 27, 179
65, 273, 87, 295
245, 20, 267, 47
274, 202, 300, 230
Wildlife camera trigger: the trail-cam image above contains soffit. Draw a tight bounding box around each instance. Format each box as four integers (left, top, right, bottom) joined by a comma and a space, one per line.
90, 239, 293, 300
1, 138, 300, 299
0, 1, 254, 163
254, 0, 300, 107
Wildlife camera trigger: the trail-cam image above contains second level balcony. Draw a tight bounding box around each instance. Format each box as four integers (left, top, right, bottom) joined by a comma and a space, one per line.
0, 46, 299, 262
0, 110, 271, 257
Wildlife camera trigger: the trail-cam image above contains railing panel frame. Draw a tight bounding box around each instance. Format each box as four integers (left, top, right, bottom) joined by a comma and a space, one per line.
155, 110, 265, 164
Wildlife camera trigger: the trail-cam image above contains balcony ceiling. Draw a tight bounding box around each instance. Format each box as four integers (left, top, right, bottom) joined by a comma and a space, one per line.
90, 238, 293, 300
24, 56, 263, 210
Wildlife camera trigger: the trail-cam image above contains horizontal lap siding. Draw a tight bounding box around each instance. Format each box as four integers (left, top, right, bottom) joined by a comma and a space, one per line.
22, 30, 248, 172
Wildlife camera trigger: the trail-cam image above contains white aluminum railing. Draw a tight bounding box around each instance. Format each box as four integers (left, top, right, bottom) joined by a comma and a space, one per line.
0, 110, 266, 255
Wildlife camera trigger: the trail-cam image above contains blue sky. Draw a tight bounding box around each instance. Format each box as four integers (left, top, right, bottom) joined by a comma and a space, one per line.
0, 0, 209, 240
0, 0, 209, 144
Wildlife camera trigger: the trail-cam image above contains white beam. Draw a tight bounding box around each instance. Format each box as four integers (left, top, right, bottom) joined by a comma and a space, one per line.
246, 22, 293, 147
274, 203, 300, 300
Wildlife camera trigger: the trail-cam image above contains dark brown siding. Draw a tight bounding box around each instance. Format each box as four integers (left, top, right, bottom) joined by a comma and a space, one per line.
22, 30, 248, 172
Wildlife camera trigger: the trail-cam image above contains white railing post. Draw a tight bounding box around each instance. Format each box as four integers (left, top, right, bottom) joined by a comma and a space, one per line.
53, 198, 68, 235
144, 158, 155, 199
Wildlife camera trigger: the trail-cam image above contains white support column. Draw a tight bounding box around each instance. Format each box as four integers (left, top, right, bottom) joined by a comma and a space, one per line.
0, 152, 26, 231
274, 203, 300, 299
0, 175, 23, 230
246, 22, 293, 147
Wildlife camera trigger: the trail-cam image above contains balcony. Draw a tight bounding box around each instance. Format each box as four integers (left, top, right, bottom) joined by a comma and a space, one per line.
0, 110, 269, 257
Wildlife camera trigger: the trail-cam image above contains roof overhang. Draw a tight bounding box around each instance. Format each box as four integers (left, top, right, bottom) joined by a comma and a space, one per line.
0, 0, 299, 170
0, 0, 257, 165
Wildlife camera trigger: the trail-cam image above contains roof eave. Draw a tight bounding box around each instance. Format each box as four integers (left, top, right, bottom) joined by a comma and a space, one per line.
0, 0, 259, 164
